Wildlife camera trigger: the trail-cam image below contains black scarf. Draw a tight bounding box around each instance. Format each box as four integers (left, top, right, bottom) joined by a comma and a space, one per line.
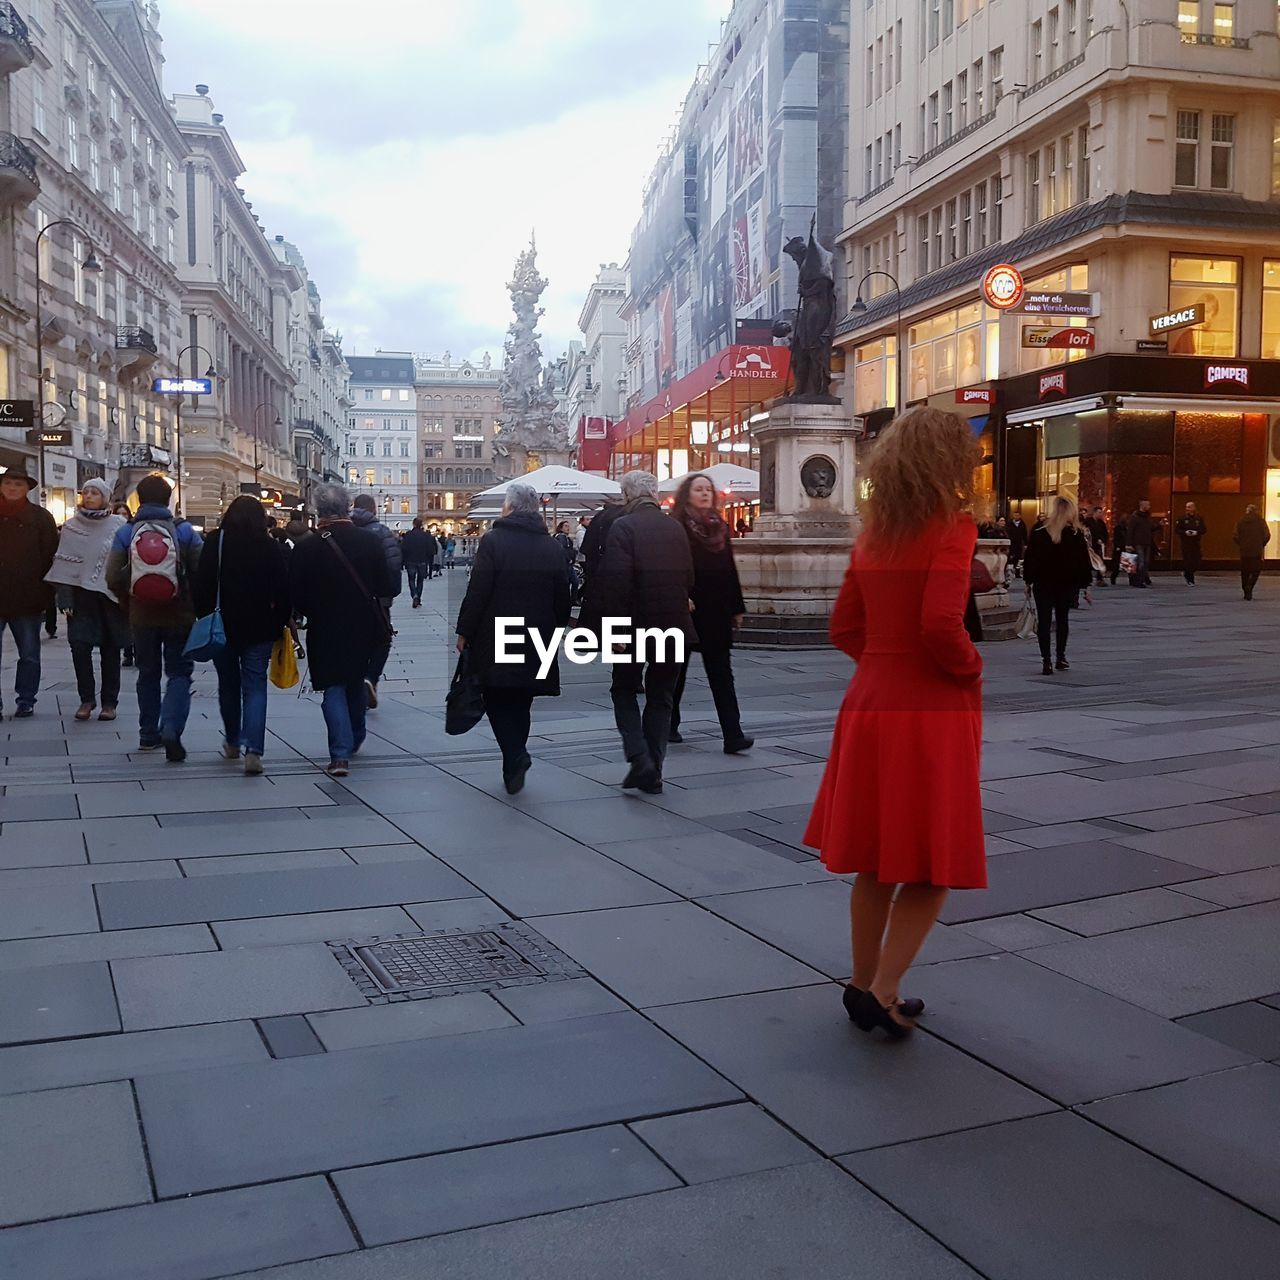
684, 508, 729, 554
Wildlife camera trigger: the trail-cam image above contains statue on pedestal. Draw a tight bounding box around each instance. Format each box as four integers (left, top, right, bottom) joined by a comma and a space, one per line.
493, 237, 573, 475
779, 217, 838, 402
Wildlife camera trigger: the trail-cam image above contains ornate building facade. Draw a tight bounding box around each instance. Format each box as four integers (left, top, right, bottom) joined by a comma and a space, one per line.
345, 351, 417, 531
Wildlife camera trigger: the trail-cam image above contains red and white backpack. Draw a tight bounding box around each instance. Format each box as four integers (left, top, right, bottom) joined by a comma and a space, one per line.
129, 520, 181, 602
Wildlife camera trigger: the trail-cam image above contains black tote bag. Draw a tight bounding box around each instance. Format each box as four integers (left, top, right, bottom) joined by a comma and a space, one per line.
445, 649, 486, 736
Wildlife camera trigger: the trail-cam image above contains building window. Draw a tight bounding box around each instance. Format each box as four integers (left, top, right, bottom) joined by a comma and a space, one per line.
852, 336, 898, 413
960, 191, 973, 256
957, 69, 968, 129
973, 58, 984, 115
1263, 260, 1280, 358
946, 198, 957, 261
1065, 0, 1078, 52
364, 388, 373, 400
1273, 118, 1280, 195
111, 165, 122, 211
1179, 1, 1200, 39
943, 81, 953, 139
382, 469, 392, 486
1031, 21, 1043, 81
399, 389, 410, 401
400, 468, 410, 486
908, 302, 999, 400
928, 93, 939, 148
66, 116, 79, 169
165, 158, 174, 192
400, 498, 410, 515
109, 86, 119, 123
989, 47, 1004, 101
1176, 110, 1200, 186
382, 440, 392, 456
400, 440, 409, 457
1210, 113, 1234, 189
928, 0, 941, 49
1213, 3, 1234, 41
975, 182, 988, 248
32, 75, 46, 134
1019, 265, 1091, 372
88, 139, 100, 188
1079, 125, 1091, 198
1168, 256, 1239, 356
1027, 153, 1041, 225
364, 468, 375, 486
381, 388, 391, 400
364, 440, 374, 456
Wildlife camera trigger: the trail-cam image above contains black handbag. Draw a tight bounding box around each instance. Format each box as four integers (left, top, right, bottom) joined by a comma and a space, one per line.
445, 649, 486, 736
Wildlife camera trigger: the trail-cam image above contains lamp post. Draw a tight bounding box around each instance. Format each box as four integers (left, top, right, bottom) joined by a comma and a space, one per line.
34, 220, 102, 504
172, 343, 218, 515
252, 402, 281, 494
850, 270, 905, 418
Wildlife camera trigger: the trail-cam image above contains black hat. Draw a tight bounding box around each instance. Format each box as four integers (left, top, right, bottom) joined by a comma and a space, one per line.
0, 466, 36, 491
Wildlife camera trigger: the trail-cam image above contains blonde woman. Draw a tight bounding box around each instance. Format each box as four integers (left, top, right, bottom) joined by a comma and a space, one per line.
804, 407, 985, 1039
1021, 495, 1094, 676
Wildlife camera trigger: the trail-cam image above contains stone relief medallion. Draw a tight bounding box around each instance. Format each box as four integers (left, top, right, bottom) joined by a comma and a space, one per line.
800, 454, 836, 499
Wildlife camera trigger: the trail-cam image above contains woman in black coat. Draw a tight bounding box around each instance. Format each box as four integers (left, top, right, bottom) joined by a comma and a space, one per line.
195, 496, 291, 774
668, 473, 753, 753
456, 483, 572, 794
1022, 495, 1094, 676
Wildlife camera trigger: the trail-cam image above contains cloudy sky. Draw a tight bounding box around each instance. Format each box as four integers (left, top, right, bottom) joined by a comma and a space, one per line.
159, 0, 730, 363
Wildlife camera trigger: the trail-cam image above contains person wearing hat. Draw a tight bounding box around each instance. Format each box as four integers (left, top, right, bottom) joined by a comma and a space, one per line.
0, 466, 59, 718
45, 479, 130, 721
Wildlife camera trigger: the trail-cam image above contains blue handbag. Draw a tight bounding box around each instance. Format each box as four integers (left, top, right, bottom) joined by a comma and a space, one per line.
184, 533, 226, 661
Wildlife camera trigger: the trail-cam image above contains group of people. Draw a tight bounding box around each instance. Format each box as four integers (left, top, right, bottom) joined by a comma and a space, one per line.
455, 470, 753, 795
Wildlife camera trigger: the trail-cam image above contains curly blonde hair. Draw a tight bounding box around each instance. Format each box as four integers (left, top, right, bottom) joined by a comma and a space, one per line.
862, 406, 982, 548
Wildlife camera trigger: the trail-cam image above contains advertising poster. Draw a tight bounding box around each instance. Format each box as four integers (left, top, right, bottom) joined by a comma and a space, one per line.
730, 72, 764, 192
733, 214, 753, 309
658, 286, 675, 383
746, 200, 767, 315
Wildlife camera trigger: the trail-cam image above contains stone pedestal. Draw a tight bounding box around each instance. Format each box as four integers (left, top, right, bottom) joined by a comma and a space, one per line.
735, 399, 859, 648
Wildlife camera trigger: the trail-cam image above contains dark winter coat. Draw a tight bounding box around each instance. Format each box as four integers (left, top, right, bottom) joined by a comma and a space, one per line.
1084, 516, 1109, 551
0, 499, 58, 619
1128, 510, 1156, 551
401, 529, 433, 566
194, 528, 291, 648
350, 507, 404, 599
577, 502, 627, 633
1235, 513, 1272, 559
1006, 518, 1028, 559
290, 521, 392, 689
104, 505, 203, 630
1175, 514, 1207, 568
1022, 525, 1094, 592
681, 517, 746, 653
62, 587, 131, 650
600, 498, 695, 640
455, 513, 572, 695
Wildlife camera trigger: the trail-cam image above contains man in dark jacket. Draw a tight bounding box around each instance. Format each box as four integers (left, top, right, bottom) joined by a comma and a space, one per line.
1175, 502, 1207, 586
1235, 505, 1272, 601
1128, 500, 1156, 587
1006, 515, 1028, 577
576, 498, 626, 634
0, 466, 59, 718
401, 518, 433, 608
291, 484, 392, 775
105, 474, 203, 757
601, 471, 695, 794
1110, 511, 1129, 585
350, 494, 403, 707
455, 482, 571, 794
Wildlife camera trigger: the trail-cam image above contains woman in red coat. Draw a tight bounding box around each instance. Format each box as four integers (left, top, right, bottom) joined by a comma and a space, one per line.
804, 407, 985, 1039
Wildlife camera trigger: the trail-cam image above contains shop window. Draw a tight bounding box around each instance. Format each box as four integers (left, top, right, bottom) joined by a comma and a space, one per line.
1174, 413, 1243, 494
1019, 265, 1092, 373
852, 336, 898, 413
1263, 260, 1280, 358
1168, 256, 1239, 356
1272, 118, 1280, 196
907, 303, 999, 399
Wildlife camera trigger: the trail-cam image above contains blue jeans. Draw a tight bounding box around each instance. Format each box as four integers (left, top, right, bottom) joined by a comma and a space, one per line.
321, 681, 367, 763
133, 625, 194, 744
212, 640, 273, 755
406, 563, 426, 602
1, 614, 42, 712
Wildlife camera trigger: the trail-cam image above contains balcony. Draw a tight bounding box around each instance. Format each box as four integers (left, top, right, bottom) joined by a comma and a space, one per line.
0, 3, 33, 76
114, 326, 159, 378
0, 132, 37, 206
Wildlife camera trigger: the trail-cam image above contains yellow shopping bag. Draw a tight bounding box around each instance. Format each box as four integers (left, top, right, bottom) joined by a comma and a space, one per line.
269, 629, 300, 689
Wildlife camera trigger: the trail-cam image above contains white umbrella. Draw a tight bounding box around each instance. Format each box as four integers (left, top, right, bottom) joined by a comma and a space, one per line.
472, 465, 621, 504
659, 462, 760, 499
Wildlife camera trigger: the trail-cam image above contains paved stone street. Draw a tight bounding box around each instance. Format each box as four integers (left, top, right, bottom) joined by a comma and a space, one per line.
2, 568, 1279, 1279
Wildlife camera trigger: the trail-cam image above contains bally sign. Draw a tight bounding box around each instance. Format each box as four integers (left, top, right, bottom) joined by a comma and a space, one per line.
1205, 364, 1249, 391
1150, 303, 1205, 336
1039, 371, 1068, 400
955, 388, 995, 405
1022, 327, 1097, 350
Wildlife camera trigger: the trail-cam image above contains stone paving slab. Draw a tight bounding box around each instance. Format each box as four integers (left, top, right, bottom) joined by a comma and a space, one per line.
0, 1176, 356, 1280
96, 858, 478, 930
0, 818, 91, 868
75, 777, 337, 818
908, 954, 1250, 1103
978, 773, 1236, 822
492, 975, 628, 1024
651, 985, 1055, 1154
1177, 1002, 1280, 1059
531, 902, 824, 1007
0, 960, 120, 1045
332, 1125, 680, 1246
0, 860, 178, 888
843, 1110, 1280, 1280
211, 905, 416, 949
136, 1011, 740, 1196
308, 991, 517, 1050
1171, 866, 1280, 907
224, 1163, 980, 1280
0, 793, 80, 822
0, 1081, 151, 1227
0, 923, 214, 970
957, 914, 1078, 950
0, 881, 100, 940
1111, 813, 1280, 873
1109, 802, 1256, 831
180, 848, 355, 876
113, 943, 366, 1030
1029, 886, 1220, 934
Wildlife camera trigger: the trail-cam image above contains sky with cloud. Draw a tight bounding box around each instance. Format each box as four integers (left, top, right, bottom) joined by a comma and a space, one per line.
158, 0, 730, 363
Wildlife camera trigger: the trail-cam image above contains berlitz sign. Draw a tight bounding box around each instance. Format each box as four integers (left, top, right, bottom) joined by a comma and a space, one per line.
955, 388, 995, 405
1039, 371, 1067, 400
1150, 303, 1205, 336
153, 377, 213, 396
1205, 364, 1249, 390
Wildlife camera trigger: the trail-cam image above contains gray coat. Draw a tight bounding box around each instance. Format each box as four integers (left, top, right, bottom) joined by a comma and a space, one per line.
351, 508, 403, 600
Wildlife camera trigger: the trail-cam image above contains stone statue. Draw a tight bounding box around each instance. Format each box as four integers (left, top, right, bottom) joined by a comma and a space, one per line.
493, 237, 573, 474
781, 217, 838, 401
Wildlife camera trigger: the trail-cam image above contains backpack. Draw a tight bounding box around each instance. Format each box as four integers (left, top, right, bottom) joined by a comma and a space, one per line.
130, 520, 182, 603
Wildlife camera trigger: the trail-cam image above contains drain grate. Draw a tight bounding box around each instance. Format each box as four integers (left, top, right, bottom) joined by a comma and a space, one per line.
329, 924, 583, 1004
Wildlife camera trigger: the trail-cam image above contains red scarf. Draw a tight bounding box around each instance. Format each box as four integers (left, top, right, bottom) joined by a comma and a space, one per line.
684, 508, 728, 553
0, 495, 32, 516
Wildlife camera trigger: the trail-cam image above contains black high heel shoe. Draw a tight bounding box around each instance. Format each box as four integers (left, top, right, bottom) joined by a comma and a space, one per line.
843, 984, 924, 1021
849, 989, 916, 1040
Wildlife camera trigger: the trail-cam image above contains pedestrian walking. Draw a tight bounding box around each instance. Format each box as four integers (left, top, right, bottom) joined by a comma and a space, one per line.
1128, 500, 1156, 587
553, 520, 576, 565
444, 535, 457, 569
454, 483, 571, 794
1175, 502, 1207, 586
105, 474, 203, 760
803, 407, 985, 1040
1109, 510, 1129, 585
0, 466, 59, 719
1022, 495, 1094, 676
601, 470, 695, 795
401, 518, 433, 608
1234, 504, 1271, 601
350, 493, 402, 708
574, 515, 590, 556
667, 472, 753, 753
576, 497, 626, 635
112, 503, 136, 666
1006, 513, 1028, 578
1084, 506, 1109, 585
289, 484, 392, 777
194, 496, 291, 775
44, 479, 129, 722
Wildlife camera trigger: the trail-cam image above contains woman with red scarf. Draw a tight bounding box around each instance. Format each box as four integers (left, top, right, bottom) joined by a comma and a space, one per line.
667, 473, 753, 754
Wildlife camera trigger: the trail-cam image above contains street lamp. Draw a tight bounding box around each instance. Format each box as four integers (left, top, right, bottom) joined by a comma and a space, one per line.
34, 219, 102, 504
252, 402, 281, 492
850, 269, 905, 417
172, 342, 218, 515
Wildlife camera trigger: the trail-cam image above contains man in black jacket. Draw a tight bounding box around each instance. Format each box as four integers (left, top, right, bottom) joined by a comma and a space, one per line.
0, 467, 58, 718
1084, 506, 1109, 586
1128, 500, 1156, 587
1235, 504, 1272, 601
1007, 515, 1028, 577
601, 471, 694, 794
1175, 502, 1207, 586
401, 518, 432, 608
576, 499, 626, 635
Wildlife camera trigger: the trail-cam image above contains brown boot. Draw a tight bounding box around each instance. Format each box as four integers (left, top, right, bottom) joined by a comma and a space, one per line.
74, 702, 95, 721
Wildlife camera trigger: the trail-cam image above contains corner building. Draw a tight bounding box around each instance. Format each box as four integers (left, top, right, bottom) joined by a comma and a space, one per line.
840, 0, 1280, 561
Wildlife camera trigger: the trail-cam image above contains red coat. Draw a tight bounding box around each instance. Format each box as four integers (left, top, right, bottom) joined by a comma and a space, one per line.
804, 513, 986, 889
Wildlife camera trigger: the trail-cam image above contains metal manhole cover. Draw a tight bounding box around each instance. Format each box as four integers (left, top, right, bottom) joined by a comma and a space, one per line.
329, 924, 584, 1004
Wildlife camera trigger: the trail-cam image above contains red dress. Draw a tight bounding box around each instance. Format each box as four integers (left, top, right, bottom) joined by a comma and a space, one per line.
803, 513, 986, 889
